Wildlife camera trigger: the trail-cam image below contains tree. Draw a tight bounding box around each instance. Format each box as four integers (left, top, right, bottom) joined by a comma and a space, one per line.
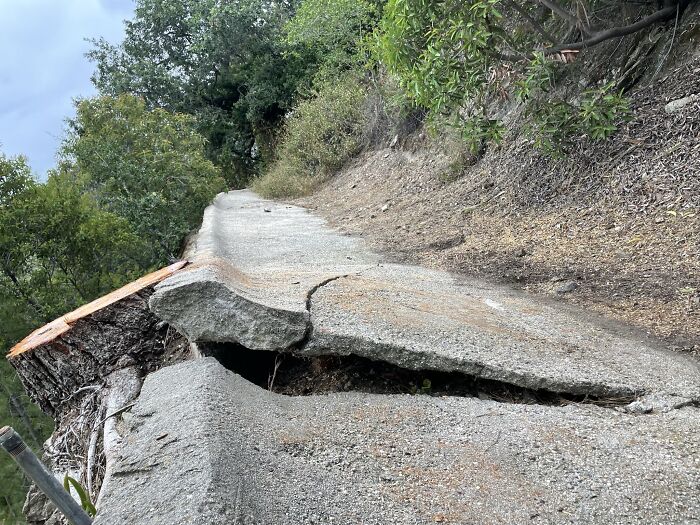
88, 0, 301, 185
285, 0, 381, 89
377, 0, 690, 153
0, 153, 148, 323
61, 95, 226, 266
0, 152, 141, 523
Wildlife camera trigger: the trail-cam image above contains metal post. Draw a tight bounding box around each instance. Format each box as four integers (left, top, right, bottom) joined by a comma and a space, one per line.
0, 426, 93, 525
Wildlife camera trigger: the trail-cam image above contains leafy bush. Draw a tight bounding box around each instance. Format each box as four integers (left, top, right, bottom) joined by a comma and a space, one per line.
62, 95, 226, 265
253, 76, 369, 198
525, 82, 631, 155
285, 0, 380, 89
376, 0, 634, 155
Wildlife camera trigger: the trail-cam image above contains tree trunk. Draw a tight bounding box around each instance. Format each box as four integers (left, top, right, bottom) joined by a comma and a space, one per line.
4, 261, 191, 525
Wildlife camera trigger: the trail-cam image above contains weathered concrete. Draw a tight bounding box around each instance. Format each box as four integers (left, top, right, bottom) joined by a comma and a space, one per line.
94, 359, 700, 525
305, 264, 700, 400
151, 190, 700, 401
150, 191, 376, 349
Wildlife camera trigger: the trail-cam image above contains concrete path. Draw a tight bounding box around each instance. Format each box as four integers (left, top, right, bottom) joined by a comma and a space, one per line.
94, 359, 700, 525
151, 190, 700, 403
94, 191, 700, 524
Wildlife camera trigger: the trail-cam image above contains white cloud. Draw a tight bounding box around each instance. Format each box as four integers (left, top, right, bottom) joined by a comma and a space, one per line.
0, 0, 134, 179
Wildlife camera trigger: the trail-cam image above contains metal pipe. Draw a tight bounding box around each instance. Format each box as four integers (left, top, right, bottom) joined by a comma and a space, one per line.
0, 426, 93, 525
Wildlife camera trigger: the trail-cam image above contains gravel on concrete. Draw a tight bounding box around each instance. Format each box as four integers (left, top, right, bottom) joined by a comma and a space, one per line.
94, 358, 700, 525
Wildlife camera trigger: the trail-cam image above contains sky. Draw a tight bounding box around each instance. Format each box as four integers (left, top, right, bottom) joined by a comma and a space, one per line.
0, 0, 135, 180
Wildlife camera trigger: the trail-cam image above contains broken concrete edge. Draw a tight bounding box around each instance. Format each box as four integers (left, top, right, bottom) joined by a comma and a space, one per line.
4, 262, 193, 525
149, 261, 310, 351
149, 260, 378, 350
303, 330, 640, 401
152, 261, 699, 412
7, 260, 189, 359
92, 357, 700, 525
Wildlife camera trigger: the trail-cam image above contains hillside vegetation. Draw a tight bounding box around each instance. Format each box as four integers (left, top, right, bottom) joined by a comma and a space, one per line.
2, 0, 699, 521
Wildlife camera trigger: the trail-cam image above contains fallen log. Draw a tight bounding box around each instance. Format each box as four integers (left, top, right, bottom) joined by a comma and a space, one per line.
7, 261, 188, 416
5, 261, 191, 525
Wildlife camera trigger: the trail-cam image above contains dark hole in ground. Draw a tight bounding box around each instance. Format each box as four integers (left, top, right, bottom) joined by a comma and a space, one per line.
199, 343, 632, 406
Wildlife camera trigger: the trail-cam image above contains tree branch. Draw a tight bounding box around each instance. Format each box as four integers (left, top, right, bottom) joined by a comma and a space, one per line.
544, 4, 679, 53
534, 0, 595, 35
1, 265, 46, 319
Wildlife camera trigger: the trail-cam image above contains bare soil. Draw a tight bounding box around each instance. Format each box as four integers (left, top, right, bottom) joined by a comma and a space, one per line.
299, 55, 700, 356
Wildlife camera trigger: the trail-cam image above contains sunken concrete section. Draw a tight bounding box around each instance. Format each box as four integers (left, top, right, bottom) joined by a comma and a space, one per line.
305, 264, 700, 400
94, 358, 700, 524
150, 190, 700, 401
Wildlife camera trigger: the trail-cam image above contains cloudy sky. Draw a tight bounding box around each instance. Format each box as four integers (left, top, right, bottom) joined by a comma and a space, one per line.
0, 0, 135, 179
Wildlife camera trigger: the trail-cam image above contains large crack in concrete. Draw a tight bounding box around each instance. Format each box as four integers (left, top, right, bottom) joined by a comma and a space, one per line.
199, 270, 640, 409
88, 193, 700, 524
149, 190, 700, 410
92, 358, 700, 525
198, 343, 639, 408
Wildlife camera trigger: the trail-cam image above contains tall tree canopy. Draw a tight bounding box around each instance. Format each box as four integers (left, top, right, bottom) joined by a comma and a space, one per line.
61, 94, 226, 266
88, 0, 302, 185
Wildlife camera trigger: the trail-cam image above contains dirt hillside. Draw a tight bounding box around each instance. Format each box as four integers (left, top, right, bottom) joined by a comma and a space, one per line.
299, 54, 700, 356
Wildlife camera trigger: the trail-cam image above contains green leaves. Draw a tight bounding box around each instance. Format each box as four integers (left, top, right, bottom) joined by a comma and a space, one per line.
61, 94, 226, 267
526, 83, 630, 154
377, 0, 510, 150
88, 0, 300, 185
63, 476, 97, 517
375, 1, 631, 156
254, 75, 368, 198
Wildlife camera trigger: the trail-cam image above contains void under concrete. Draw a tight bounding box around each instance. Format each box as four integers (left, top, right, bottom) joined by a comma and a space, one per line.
150, 190, 700, 402
93, 359, 700, 525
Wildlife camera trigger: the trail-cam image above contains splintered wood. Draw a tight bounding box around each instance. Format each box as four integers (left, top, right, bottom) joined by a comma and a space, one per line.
9, 261, 187, 358
6, 261, 188, 415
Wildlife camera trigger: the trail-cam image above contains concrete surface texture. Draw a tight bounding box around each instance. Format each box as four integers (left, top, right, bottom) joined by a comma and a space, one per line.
94, 359, 700, 525
151, 190, 700, 402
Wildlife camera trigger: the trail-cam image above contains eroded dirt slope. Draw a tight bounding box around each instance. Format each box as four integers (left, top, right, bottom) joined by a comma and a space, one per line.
299, 55, 700, 355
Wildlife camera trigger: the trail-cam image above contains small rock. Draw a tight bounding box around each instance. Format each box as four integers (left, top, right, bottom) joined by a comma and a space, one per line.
664, 95, 698, 113
370, 214, 377, 219
557, 281, 578, 294
389, 134, 399, 148
263, 208, 272, 213
622, 394, 692, 414
515, 247, 528, 257
350, 183, 357, 189
381, 204, 389, 212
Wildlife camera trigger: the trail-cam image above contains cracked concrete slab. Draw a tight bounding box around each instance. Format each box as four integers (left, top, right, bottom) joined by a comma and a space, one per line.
150, 190, 700, 401
94, 359, 700, 525
305, 264, 700, 400
150, 190, 376, 349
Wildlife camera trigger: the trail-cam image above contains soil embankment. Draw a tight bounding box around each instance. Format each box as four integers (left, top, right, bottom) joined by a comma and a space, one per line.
299, 55, 700, 355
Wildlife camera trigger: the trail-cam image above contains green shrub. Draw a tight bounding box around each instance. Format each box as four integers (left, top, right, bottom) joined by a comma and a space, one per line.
253, 75, 368, 197
375, 1, 633, 157
285, 0, 380, 89
526, 82, 631, 155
